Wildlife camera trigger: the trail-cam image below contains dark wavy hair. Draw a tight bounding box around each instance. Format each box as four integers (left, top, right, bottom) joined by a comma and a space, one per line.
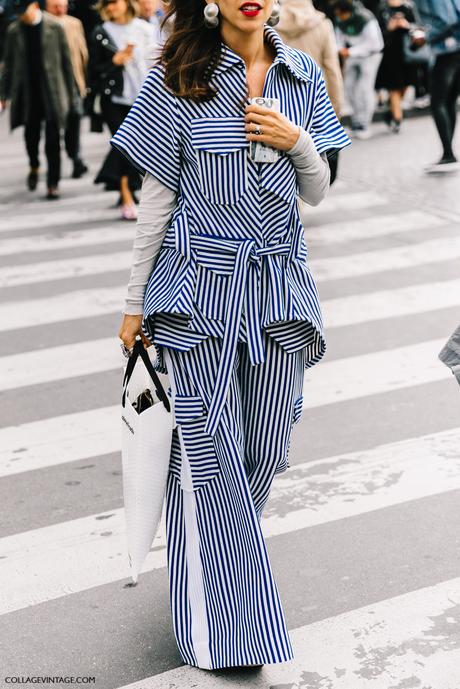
160, 0, 222, 101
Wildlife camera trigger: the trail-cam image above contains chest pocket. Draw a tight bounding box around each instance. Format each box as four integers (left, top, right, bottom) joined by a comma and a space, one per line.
191, 117, 249, 205
259, 155, 297, 205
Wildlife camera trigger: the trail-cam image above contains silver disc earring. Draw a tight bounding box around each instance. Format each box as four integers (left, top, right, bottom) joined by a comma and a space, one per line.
204, 2, 219, 28
267, 0, 280, 26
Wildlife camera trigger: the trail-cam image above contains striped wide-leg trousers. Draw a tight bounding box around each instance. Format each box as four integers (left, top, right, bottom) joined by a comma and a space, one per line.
163, 331, 305, 669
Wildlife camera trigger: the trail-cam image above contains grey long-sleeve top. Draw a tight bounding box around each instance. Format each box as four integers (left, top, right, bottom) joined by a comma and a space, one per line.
123, 127, 330, 315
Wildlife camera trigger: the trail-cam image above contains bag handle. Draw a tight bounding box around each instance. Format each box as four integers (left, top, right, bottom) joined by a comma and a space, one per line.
122, 338, 171, 413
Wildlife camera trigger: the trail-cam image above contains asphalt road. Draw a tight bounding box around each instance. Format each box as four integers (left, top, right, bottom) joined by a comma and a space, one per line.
0, 113, 459, 689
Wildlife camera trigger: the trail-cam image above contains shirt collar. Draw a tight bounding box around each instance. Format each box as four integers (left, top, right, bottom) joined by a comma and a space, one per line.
213, 25, 314, 83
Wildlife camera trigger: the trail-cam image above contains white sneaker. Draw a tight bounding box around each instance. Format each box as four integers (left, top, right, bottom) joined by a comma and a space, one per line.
121, 203, 138, 220
353, 128, 372, 140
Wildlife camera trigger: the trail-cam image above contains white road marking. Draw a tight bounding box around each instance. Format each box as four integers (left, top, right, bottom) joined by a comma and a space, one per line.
0, 226, 134, 255
0, 251, 131, 287
0, 337, 450, 472
0, 337, 121, 392
0, 278, 458, 335
119, 576, 460, 688
303, 337, 449, 409
0, 287, 125, 332
0, 406, 119, 477
3, 235, 458, 289
0, 208, 119, 233
263, 426, 460, 537
306, 209, 445, 244
322, 278, 460, 328
1, 427, 459, 615
310, 236, 460, 280
304, 191, 388, 217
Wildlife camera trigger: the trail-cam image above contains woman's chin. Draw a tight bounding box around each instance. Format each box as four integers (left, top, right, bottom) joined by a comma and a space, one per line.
223, 15, 268, 34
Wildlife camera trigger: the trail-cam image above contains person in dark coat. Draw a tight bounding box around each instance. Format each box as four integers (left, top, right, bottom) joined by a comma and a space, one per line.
376, 0, 419, 132
87, 0, 158, 220
412, 0, 460, 172
0, 0, 77, 198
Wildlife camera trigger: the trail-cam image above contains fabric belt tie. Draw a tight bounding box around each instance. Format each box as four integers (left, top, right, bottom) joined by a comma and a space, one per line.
189, 235, 292, 437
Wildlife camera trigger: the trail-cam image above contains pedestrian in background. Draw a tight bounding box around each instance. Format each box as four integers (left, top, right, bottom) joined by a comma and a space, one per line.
333, 0, 384, 138
0, 0, 76, 198
278, 0, 344, 182
412, 0, 460, 172
137, 0, 161, 42
88, 0, 159, 220
278, 0, 344, 116
46, 0, 89, 178
376, 1, 419, 133
115, 0, 349, 669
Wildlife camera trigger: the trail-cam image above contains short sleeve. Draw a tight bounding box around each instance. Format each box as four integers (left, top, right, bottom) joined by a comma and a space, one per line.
308, 67, 351, 156
110, 67, 181, 193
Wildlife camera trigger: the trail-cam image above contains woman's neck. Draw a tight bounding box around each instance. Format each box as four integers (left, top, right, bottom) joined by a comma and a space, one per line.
220, 26, 271, 70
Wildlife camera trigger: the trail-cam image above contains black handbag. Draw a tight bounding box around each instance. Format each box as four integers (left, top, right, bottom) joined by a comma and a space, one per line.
403, 33, 432, 65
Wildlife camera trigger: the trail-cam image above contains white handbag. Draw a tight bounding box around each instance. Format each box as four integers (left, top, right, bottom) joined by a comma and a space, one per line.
121, 339, 173, 585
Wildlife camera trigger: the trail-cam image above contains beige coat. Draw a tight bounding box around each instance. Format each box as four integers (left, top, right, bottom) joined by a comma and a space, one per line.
277, 0, 344, 117
55, 13, 88, 97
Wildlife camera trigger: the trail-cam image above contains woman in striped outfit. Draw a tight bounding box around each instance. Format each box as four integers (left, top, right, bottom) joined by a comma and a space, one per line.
115, 0, 350, 670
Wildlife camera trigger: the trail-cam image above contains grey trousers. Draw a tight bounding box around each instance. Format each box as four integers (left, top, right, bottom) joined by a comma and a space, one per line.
344, 53, 382, 130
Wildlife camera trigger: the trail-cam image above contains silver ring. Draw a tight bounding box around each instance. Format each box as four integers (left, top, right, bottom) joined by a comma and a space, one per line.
254, 125, 262, 136
120, 343, 133, 358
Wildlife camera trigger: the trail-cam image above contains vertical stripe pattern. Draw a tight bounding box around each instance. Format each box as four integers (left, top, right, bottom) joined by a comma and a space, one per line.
111, 24, 350, 669
163, 333, 304, 668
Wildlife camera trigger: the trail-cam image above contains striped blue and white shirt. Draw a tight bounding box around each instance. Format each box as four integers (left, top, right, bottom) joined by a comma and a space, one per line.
112, 26, 351, 436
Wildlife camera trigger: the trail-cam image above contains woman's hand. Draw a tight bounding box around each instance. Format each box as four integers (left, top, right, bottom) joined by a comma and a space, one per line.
118, 314, 151, 352
112, 45, 134, 66
245, 104, 300, 152
388, 16, 410, 31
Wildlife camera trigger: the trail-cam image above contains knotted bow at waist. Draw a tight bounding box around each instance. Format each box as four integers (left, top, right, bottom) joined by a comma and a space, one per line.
163, 230, 303, 436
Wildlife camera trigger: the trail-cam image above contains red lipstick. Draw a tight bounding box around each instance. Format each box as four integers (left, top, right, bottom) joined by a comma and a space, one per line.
240, 2, 262, 17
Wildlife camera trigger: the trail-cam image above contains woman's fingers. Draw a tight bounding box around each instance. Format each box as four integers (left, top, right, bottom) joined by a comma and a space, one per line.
118, 314, 143, 350
245, 111, 276, 125
140, 332, 152, 349
118, 314, 153, 352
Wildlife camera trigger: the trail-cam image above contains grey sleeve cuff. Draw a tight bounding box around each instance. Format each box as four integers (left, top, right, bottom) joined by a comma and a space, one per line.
287, 128, 331, 206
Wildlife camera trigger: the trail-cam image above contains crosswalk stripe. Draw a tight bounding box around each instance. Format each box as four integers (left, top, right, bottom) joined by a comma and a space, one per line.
323, 278, 460, 327
263, 426, 460, 536
0, 277, 458, 335
4, 235, 458, 289
0, 287, 126, 332
0, 208, 118, 233
0, 226, 134, 255
310, 236, 460, 280
0, 332, 450, 475
0, 406, 119, 477
0, 338, 121, 392
0, 332, 451, 476
307, 209, 444, 244
304, 190, 388, 217
303, 337, 448, 409
0, 251, 131, 288
118, 575, 460, 688
0, 335, 449, 406
1, 427, 458, 615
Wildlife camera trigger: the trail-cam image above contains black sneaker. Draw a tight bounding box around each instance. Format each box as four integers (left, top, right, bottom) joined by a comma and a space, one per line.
425, 155, 460, 173
27, 168, 39, 191
45, 186, 60, 200
72, 159, 89, 179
